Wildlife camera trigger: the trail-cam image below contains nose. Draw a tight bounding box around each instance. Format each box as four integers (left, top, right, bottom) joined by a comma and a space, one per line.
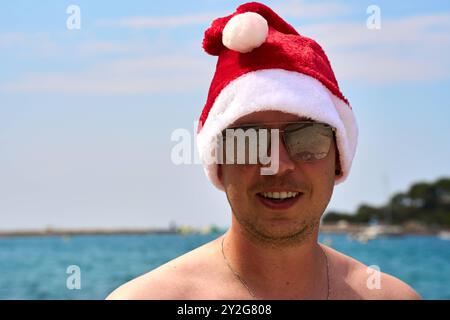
276, 136, 296, 174
261, 133, 296, 175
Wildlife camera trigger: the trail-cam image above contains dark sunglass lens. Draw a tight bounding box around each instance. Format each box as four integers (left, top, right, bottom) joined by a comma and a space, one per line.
284, 123, 333, 161
222, 126, 264, 164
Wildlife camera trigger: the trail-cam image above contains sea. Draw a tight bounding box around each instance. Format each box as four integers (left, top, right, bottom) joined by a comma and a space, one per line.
0, 233, 448, 300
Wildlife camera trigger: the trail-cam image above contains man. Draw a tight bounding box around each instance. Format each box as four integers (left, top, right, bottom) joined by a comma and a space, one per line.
107, 2, 420, 300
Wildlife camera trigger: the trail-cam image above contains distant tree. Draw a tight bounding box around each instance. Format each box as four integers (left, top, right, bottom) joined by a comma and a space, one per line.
322, 211, 353, 223
322, 177, 450, 227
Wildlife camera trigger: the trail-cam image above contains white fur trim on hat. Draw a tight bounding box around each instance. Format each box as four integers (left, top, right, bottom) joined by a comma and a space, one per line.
197, 69, 358, 191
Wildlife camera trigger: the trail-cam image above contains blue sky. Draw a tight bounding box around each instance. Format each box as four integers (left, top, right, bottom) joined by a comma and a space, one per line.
1, 0, 449, 230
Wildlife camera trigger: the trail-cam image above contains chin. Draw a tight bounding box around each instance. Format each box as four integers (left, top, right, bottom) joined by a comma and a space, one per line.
249, 217, 318, 244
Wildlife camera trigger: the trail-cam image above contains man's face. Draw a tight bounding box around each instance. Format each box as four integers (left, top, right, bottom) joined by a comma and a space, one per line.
218, 110, 340, 247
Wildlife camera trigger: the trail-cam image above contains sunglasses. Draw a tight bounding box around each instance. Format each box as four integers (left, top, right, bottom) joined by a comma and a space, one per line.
220, 121, 336, 164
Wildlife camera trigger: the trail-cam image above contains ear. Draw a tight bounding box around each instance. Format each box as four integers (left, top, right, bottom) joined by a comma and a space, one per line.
333, 137, 342, 177
335, 161, 342, 176
218, 164, 223, 183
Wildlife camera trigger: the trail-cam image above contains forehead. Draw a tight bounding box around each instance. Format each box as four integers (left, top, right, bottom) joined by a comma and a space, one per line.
230, 110, 313, 126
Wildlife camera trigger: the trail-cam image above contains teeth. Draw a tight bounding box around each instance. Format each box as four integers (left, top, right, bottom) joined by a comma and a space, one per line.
261, 191, 299, 200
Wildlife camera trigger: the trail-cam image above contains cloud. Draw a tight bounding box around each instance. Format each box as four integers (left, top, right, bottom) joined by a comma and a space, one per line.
97, 12, 222, 29
2, 10, 450, 94
301, 13, 450, 48
0, 32, 62, 56
0, 32, 26, 48
76, 41, 149, 55
0, 32, 158, 57
274, 0, 352, 19
299, 13, 450, 83
96, 1, 351, 29
0, 55, 213, 94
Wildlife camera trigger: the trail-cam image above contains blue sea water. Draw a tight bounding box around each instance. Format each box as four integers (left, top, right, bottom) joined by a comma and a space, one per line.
0, 233, 448, 300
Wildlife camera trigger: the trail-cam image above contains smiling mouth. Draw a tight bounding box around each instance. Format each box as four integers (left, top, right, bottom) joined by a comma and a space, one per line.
258, 191, 300, 200
256, 191, 304, 210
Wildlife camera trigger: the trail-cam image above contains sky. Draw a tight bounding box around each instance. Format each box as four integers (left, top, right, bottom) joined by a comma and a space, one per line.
0, 0, 449, 230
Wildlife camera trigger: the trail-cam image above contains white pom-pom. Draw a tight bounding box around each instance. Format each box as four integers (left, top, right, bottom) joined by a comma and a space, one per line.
222, 12, 269, 53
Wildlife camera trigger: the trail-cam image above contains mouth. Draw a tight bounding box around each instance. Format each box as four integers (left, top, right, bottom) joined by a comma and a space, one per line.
256, 191, 304, 210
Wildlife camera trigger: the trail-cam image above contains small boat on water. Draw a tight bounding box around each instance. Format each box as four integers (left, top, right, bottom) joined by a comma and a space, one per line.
438, 231, 450, 240
348, 224, 404, 244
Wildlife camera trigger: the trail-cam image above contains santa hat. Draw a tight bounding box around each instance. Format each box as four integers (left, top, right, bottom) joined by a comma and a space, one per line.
196, 2, 358, 191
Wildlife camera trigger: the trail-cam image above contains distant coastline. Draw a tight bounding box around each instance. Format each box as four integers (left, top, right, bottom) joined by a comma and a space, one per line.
0, 227, 176, 238
0, 223, 448, 238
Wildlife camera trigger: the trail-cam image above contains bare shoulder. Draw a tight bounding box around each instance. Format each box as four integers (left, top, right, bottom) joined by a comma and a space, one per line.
106, 237, 223, 300
322, 244, 421, 300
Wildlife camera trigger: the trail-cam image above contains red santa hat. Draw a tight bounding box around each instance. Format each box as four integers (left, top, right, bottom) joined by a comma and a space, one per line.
196, 2, 358, 191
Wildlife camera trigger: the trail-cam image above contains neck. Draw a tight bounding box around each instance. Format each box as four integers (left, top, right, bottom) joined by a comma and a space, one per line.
223, 214, 328, 299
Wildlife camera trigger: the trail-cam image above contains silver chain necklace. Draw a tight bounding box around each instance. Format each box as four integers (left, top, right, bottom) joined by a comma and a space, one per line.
221, 235, 331, 300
